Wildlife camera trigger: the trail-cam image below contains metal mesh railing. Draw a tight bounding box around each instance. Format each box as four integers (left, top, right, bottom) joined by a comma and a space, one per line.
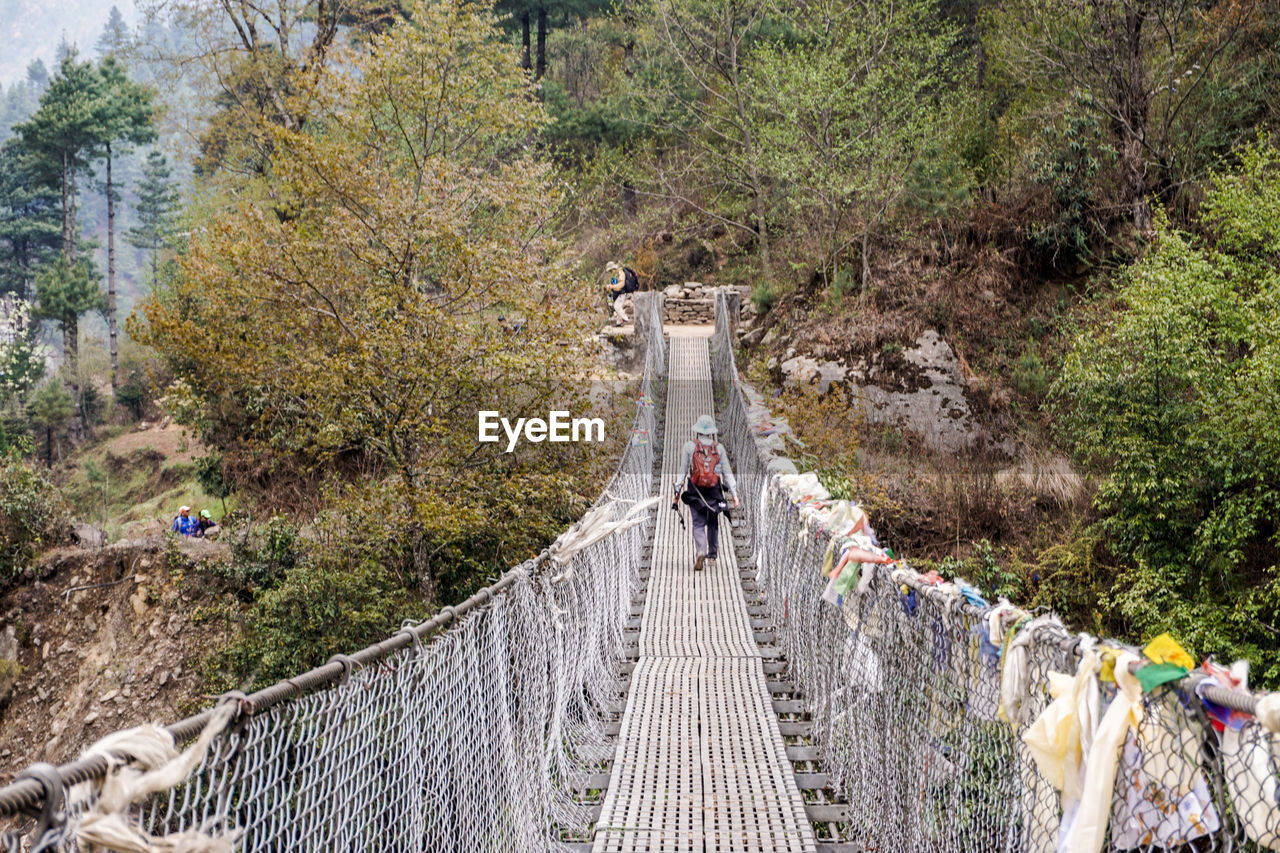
0, 294, 668, 852
709, 289, 1280, 853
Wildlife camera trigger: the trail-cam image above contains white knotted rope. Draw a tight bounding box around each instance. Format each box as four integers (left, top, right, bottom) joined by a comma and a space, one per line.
70, 703, 242, 852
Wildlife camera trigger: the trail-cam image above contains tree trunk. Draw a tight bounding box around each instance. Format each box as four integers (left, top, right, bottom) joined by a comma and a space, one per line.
727, 41, 771, 284
861, 226, 871, 290
68, 161, 77, 258
536, 7, 547, 81
66, 313, 82, 444
1122, 135, 1150, 231
1117, 6, 1151, 231
754, 189, 771, 281
521, 12, 531, 71
107, 143, 118, 391
623, 181, 637, 216
60, 151, 71, 259
63, 155, 84, 444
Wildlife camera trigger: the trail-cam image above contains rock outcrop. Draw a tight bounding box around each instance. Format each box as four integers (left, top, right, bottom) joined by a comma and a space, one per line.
775, 329, 990, 455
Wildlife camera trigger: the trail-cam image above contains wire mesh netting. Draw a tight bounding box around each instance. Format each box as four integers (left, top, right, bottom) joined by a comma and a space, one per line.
0, 296, 667, 853
3, 290, 1277, 852
709, 290, 1280, 853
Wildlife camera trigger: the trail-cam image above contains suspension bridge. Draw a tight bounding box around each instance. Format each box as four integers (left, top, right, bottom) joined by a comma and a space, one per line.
0, 291, 1277, 852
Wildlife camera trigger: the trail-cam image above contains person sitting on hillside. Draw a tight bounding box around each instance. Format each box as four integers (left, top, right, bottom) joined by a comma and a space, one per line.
171, 505, 199, 537
195, 509, 219, 539
604, 261, 639, 327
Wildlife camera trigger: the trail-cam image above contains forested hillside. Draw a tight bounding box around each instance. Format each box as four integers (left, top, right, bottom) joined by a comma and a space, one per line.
0, 0, 1277, 703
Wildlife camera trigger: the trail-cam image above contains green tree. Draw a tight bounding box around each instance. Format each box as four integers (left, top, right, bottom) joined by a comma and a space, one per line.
95, 57, 157, 391
125, 149, 180, 282
0, 297, 45, 449
0, 449, 69, 585
34, 256, 103, 436
633, 0, 780, 282
143, 0, 615, 679
1026, 92, 1113, 269
0, 140, 61, 302
1053, 140, 1280, 684
746, 0, 961, 289
25, 59, 49, 92
161, 0, 395, 174
15, 54, 107, 265
138, 0, 595, 582
995, 0, 1260, 231
25, 382, 75, 464
97, 5, 133, 57
195, 452, 231, 514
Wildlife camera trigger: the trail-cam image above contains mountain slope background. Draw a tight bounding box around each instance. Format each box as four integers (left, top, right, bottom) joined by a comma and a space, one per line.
0, 1, 139, 88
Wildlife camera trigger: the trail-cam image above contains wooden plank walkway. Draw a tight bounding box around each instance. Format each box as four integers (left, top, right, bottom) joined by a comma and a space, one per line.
592, 333, 815, 853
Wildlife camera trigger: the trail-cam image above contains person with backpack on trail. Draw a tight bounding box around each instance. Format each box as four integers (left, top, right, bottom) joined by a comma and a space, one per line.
170, 505, 199, 537
673, 414, 739, 570
604, 261, 639, 326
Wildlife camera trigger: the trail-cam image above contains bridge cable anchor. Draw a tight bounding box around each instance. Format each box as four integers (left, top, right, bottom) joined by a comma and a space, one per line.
213, 690, 253, 762
397, 619, 425, 656
326, 654, 358, 688
14, 763, 65, 853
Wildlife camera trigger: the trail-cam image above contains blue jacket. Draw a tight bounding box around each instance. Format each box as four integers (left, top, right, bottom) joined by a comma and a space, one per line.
172, 515, 199, 536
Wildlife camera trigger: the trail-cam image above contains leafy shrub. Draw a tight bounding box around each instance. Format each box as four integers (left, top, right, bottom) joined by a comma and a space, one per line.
203, 463, 591, 690
750, 280, 779, 314
0, 451, 70, 586
941, 539, 1028, 602
218, 558, 414, 687
1052, 141, 1280, 685
1028, 93, 1114, 268
1012, 338, 1048, 399
113, 340, 163, 421
194, 453, 231, 510
212, 514, 301, 596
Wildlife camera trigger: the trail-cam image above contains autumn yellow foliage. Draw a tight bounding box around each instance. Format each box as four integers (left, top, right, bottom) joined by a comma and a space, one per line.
134, 0, 613, 658
138, 0, 594, 484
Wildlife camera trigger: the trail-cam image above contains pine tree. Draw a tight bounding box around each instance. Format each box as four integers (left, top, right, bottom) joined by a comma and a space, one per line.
126, 149, 179, 283
15, 53, 107, 263
97, 6, 132, 57
26, 60, 49, 92
96, 57, 156, 390
34, 255, 102, 442
14, 53, 109, 441
0, 140, 61, 302
26, 381, 74, 463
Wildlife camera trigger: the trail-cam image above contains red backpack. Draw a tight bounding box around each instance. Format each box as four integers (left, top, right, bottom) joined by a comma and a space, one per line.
690, 442, 720, 487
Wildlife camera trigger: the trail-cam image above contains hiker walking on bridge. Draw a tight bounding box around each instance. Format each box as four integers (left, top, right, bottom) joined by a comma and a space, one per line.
674, 414, 739, 570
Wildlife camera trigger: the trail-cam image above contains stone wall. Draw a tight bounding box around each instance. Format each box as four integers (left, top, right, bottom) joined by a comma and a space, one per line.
661, 283, 752, 326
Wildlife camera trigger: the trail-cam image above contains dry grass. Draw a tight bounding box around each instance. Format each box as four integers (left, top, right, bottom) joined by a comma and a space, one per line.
994, 452, 1085, 510
107, 422, 205, 463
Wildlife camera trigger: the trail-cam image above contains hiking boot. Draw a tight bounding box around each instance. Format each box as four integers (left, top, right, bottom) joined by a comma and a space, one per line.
693, 553, 705, 571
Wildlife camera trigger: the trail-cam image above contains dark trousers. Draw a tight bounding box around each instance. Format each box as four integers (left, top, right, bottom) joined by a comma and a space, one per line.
689, 500, 720, 559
